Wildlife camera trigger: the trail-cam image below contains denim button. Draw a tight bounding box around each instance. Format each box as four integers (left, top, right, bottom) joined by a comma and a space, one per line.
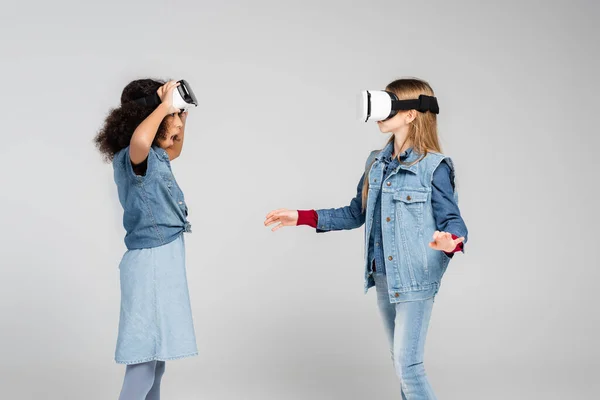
386, 217, 391, 222
388, 256, 393, 261
394, 293, 399, 298
386, 182, 391, 186
375, 242, 380, 247
407, 195, 412, 201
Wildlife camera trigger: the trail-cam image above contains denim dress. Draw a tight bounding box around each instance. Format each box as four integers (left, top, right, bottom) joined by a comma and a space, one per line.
112, 146, 197, 364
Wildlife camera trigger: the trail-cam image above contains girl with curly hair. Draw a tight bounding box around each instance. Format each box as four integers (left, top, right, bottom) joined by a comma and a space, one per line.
95, 79, 197, 399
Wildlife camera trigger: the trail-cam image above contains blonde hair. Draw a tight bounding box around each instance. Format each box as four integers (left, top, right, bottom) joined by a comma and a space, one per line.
361, 78, 442, 209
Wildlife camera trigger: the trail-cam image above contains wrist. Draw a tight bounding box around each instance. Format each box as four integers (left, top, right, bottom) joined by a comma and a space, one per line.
444, 234, 464, 253
156, 103, 171, 117
297, 210, 318, 228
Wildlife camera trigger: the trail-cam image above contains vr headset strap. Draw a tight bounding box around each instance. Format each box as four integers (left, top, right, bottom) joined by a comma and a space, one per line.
391, 95, 439, 114
133, 92, 162, 107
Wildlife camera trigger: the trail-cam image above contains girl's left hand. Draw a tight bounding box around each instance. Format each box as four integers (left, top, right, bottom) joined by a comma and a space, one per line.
428, 231, 464, 252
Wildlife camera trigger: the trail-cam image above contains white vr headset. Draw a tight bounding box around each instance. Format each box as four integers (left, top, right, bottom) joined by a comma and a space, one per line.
358, 90, 439, 122
133, 80, 198, 112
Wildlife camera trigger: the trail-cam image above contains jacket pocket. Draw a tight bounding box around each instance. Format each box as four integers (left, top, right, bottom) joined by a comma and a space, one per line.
392, 189, 429, 284
392, 190, 428, 206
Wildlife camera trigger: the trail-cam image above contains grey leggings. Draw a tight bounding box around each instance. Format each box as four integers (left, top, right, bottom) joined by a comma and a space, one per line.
118, 360, 166, 400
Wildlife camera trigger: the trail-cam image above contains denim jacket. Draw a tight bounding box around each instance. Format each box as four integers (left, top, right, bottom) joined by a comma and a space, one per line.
316, 141, 468, 302
113, 145, 191, 250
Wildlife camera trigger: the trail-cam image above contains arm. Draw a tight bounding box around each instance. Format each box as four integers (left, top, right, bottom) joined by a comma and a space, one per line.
264, 173, 366, 233
297, 151, 379, 230
130, 81, 181, 165
265, 151, 377, 233
430, 159, 468, 254
129, 103, 171, 164
313, 172, 366, 232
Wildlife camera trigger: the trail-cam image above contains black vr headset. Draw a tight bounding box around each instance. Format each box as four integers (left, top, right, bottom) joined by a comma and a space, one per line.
133, 80, 198, 112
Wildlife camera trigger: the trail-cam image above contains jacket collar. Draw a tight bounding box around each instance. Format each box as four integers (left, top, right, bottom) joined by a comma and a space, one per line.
375, 141, 420, 174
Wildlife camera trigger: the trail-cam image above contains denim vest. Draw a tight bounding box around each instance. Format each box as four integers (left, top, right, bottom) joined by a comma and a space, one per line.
316, 141, 458, 303
113, 146, 191, 250
364, 142, 456, 302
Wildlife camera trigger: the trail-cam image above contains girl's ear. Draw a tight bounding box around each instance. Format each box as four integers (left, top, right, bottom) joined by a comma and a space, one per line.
406, 110, 417, 124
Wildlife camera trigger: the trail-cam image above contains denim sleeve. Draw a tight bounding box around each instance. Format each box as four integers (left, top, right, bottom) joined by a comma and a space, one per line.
432, 160, 468, 245
315, 172, 366, 232
117, 146, 158, 182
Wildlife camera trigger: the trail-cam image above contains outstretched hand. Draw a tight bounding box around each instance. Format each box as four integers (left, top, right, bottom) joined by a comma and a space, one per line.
264, 209, 299, 232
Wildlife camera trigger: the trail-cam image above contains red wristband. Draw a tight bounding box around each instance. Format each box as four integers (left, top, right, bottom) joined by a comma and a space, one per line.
297, 210, 318, 228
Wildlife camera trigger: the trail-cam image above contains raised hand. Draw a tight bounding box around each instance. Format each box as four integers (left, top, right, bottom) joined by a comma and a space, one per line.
157, 80, 181, 115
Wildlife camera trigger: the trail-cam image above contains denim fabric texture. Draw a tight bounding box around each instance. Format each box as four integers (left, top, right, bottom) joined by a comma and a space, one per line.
316, 141, 468, 302
113, 146, 192, 250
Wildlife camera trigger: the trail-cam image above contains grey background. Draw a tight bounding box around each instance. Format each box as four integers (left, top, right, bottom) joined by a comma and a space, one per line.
1, 0, 598, 399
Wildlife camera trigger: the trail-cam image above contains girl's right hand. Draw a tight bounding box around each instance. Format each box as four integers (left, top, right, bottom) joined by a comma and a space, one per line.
157, 80, 181, 115
264, 209, 299, 232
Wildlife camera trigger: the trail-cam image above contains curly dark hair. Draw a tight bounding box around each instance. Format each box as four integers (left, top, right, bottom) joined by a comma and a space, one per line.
94, 78, 171, 162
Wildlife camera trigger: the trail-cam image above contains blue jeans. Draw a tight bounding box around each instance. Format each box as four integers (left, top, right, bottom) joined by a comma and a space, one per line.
374, 273, 437, 400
